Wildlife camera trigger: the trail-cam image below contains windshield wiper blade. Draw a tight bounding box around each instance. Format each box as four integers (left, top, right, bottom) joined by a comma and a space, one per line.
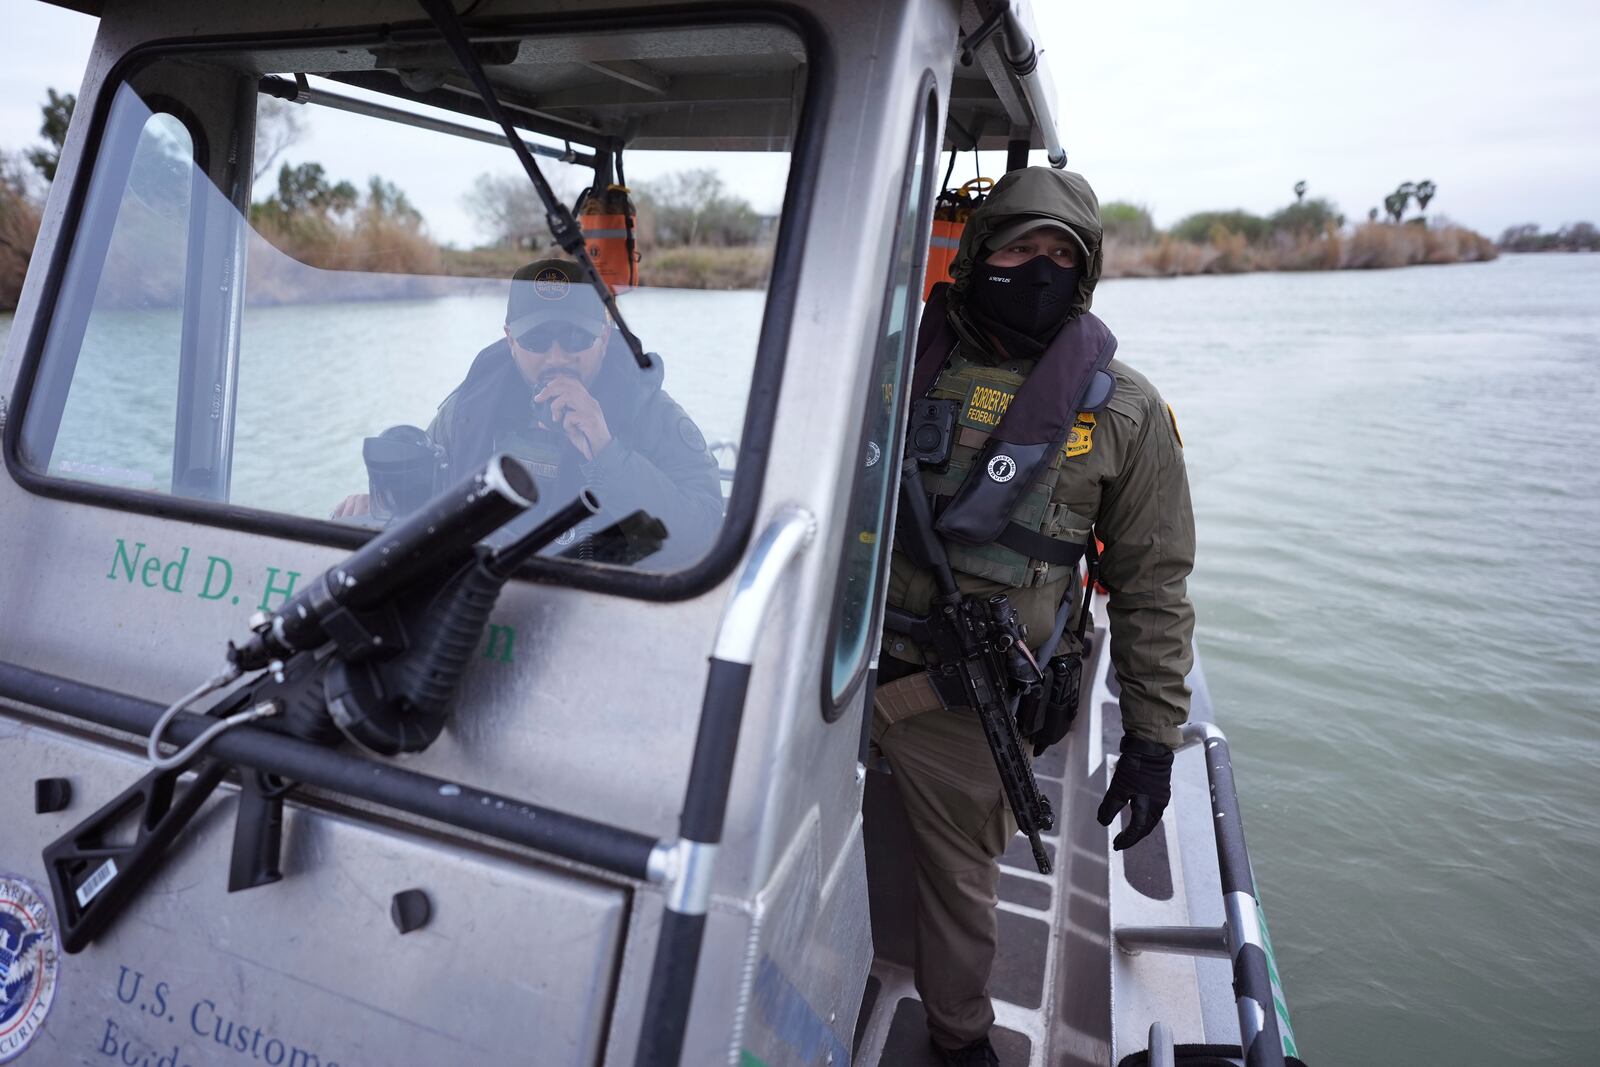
416, 0, 652, 370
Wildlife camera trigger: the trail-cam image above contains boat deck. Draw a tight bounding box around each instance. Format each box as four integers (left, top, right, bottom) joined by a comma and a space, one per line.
853, 627, 1116, 1067
850, 603, 1255, 1067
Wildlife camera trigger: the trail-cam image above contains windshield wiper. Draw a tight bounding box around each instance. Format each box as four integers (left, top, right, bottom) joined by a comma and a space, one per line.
417, 0, 652, 370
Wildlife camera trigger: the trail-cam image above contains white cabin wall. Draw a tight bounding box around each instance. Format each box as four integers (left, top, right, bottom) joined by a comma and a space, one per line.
722, 0, 965, 898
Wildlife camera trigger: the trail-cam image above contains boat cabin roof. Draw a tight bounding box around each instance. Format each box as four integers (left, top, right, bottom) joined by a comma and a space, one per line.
38, 0, 1060, 156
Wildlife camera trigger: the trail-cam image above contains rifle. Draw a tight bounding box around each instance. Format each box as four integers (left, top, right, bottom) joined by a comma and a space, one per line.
882, 461, 1056, 874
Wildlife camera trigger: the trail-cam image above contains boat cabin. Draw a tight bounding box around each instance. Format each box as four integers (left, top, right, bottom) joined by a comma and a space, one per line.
0, 2, 1297, 1065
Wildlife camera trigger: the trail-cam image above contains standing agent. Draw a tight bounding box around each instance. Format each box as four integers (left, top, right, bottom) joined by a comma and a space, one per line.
873, 168, 1195, 1066
336, 259, 723, 569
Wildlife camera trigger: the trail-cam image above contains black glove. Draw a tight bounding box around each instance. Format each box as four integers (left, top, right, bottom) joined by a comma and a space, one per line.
1096, 735, 1174, 851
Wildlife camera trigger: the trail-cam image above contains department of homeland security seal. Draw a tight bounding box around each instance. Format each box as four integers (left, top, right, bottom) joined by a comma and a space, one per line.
0, 875, 60, 1063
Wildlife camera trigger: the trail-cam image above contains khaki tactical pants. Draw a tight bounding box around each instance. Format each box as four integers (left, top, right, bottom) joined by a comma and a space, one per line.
872, 663, 1018, 1050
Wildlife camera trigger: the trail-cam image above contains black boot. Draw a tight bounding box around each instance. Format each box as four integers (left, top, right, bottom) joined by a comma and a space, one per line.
932, 1036, 1000, 1066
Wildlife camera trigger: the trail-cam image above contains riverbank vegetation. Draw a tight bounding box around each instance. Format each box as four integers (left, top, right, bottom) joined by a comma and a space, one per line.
1099, 180, 1497, 279
1498, 222, 1599, 253
457, 165, 775, 289
0, 152, 43, 309
0, 89, 1517, 306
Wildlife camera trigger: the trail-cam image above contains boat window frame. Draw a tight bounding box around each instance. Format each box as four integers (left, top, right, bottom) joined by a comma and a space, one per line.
1, 6, 830, 603
821, 76, 940, 720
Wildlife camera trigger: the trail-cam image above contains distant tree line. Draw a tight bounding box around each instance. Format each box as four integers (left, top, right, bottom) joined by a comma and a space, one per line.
462, 166, 767, 250
1097, 180, 1496, 275
1101, 193, 1345, 247
1498, 222, 1599, 253
1105, 179, 1455, 251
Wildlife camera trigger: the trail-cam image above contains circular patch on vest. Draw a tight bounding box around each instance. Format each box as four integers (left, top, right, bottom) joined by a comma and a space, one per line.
986, 454, 1018, 483
0, 874, 61, 1063
532, 267, 571, 300
677, 417, 707, 453
865, 441, 881, 468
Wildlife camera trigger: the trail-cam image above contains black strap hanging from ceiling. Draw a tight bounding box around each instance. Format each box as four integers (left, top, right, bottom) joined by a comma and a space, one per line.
415, 0, 652, 370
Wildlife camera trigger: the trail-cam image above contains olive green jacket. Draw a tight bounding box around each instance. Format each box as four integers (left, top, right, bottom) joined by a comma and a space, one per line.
884, 168, 1196, 748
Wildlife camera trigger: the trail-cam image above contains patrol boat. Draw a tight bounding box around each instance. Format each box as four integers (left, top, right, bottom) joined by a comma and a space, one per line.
0, 1, 1302, 1064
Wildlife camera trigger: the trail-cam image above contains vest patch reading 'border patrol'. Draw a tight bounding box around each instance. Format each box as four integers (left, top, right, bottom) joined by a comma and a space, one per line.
959, 378, 1016, 430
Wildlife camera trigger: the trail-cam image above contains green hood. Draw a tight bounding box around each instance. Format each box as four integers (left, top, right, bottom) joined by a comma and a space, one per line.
950, 167, 1104, 317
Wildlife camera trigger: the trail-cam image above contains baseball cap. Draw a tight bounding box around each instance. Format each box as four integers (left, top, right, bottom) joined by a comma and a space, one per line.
985, 215, 1090, 260
505, 259, 609, 337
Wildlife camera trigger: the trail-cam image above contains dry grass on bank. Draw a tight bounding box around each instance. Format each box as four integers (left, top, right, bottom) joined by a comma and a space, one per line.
637, 245, 773, 289
247, 215, 449, 304
0, 198, 41, 309
442, 242, 775, 290
244, 232, 776, 303
0, 165, 42, 309
1103, 222, 1497, 279
439, 244, 528, 279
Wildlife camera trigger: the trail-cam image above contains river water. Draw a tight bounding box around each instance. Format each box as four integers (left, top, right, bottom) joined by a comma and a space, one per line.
3, 253, 1596, 1064
1089, 253, 1600, 1067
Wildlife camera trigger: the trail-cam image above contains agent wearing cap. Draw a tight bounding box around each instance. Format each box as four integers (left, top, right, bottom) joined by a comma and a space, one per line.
339, 260, 722, 569
871, 168, 1195, 1065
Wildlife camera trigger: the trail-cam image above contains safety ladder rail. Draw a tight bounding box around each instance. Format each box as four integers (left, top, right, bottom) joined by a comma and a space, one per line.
1113, 721, 1287, 1067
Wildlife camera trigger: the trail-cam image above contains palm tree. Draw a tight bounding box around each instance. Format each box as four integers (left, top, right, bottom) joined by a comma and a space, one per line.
1294, 180, 1308, 203
1368, 207, 1379, 223
1414, 179, 1436, 220
1384, 190, 1409, 224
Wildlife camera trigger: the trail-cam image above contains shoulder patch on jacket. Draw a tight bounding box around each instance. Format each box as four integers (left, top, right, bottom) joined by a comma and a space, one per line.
677, 416, 707, 452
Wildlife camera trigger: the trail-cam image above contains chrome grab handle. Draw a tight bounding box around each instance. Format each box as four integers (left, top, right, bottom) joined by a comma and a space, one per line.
710, 505, 817, 666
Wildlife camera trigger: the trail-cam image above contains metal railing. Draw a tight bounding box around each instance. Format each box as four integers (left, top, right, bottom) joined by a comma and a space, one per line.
1113, 721, 1288, 1067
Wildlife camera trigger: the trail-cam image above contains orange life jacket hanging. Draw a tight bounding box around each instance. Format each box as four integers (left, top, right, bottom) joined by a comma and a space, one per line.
923, 177, 993, 300
576, 183, 638, 292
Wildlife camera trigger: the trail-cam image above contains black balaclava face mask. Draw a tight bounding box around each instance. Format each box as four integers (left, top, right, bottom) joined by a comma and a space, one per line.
964, 255, 1083, 355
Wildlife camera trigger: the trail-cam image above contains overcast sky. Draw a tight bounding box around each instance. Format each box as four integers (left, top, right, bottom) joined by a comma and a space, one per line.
3, 1, 1596, 247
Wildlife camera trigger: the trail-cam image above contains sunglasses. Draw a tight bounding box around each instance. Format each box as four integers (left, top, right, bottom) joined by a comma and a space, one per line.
516, 321, 600, 354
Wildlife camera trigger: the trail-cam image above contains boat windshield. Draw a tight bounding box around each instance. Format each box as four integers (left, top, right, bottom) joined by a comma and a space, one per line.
17, 22, 808, 575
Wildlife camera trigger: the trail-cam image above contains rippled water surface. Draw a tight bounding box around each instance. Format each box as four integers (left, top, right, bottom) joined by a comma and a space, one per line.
1090, 254, 1600, 1067
4, 253, 1596, 1064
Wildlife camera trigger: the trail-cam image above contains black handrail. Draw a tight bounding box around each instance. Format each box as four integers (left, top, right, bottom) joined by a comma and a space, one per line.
1182, 721, 1288, 1067
1114, 722, 1290, 1067
0, 661, 661, 879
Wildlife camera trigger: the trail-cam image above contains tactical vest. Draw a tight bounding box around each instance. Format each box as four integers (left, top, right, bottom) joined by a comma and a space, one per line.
922, 351, 1097, 588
